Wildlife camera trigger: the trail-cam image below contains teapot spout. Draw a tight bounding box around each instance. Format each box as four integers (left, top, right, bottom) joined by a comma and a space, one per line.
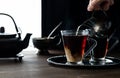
22, 33, 32, 49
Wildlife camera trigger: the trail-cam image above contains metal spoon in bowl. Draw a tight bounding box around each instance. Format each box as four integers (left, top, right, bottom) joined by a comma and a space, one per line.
47, 21, 62, 39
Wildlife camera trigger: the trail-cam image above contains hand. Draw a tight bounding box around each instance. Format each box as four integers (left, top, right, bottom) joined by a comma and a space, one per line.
87, 0, 114, 11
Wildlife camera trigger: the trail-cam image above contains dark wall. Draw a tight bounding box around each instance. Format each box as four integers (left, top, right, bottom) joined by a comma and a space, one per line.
42, 0, 90, 37
108, 0, 120, 52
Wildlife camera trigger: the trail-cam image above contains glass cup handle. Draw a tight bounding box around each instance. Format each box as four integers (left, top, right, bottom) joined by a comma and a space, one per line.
84, 38, 97, 58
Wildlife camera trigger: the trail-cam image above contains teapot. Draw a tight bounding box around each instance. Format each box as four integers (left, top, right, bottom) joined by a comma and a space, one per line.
0, 13, 32, 57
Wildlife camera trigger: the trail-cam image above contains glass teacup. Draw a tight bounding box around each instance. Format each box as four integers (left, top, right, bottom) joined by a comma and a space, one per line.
89, 35, 109, 65
61, 29, 97, 65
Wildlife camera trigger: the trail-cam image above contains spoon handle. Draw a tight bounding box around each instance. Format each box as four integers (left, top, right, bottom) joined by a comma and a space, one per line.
47, 21, 62, 39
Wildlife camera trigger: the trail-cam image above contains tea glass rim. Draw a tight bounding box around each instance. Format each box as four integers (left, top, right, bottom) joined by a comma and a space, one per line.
60, 29, 90, 36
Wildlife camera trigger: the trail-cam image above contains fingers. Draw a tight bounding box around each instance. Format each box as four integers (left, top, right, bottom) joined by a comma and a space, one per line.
101, 0, 114, 11
87, 0, 102, 11
102, 3, 110, 11
87, 0, 114, 11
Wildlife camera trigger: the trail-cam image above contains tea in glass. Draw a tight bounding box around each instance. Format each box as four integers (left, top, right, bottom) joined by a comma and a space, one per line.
61, 30, 89, 64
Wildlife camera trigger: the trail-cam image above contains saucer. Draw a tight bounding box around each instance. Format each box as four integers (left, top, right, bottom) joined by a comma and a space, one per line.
47, 55, 120, 68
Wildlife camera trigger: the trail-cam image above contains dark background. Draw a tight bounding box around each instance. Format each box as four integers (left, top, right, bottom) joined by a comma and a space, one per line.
42, 0, 120, 52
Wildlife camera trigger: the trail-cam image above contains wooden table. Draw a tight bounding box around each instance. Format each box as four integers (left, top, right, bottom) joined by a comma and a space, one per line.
0, 49, 120, 78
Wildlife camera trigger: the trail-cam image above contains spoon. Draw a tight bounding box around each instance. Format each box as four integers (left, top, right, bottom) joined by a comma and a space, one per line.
47, 21, 62, 39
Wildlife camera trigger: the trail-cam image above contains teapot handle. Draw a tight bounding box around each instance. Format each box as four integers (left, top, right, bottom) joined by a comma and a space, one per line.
0, 13, 21, 38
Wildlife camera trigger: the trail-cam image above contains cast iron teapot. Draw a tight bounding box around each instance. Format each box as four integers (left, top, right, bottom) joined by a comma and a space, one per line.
0, 13, 32, 57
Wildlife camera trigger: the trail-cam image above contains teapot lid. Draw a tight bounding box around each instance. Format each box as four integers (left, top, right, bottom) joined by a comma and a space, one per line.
0, 33, 16, 38
0, 26, 17, 38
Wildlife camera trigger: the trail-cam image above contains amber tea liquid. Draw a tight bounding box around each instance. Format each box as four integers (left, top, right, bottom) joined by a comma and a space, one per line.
92, 36, 108, 59
63, 35, 88, 63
